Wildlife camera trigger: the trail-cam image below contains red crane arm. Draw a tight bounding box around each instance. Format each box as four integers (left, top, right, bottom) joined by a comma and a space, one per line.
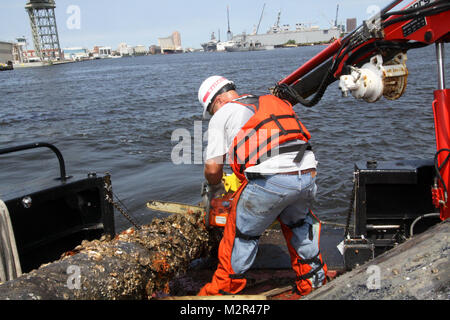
278, 0, 449, 87
274, 0, 450, 220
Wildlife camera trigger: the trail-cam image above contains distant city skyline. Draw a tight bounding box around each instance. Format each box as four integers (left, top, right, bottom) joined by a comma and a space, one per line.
1, 0, 395, 49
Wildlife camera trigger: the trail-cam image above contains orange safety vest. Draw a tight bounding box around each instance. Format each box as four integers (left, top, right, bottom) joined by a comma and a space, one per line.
228, 94, 311, 180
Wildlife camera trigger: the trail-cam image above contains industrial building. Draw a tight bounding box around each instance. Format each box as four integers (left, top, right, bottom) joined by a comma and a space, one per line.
133, 45, 148, 55
98, 47, 112, 57
149, 45, 162, 55
92, 46, 112, 58
63, 47, 89, 61
346, 18, 357, 33
22, 49, 45, 62
158, 31, 183, 54
0, 41, 13, 66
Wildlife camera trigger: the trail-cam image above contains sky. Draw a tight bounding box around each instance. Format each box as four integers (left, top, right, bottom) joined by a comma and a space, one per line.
0, 0, 396, 50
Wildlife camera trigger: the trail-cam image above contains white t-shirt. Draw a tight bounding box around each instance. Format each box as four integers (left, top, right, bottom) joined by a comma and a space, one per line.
205, 96, 317, 174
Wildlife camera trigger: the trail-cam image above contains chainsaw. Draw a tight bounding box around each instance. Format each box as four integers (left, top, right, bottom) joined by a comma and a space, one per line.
146, 174, 241, 228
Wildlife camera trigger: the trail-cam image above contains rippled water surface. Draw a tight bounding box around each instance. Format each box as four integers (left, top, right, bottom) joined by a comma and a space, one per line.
1, 45, 449, 231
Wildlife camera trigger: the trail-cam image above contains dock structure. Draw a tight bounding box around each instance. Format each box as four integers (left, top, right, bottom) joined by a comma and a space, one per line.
25, 0, 62, 62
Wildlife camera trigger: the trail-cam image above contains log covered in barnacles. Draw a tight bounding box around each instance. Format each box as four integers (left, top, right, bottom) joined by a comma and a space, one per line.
0, 210, 222, 300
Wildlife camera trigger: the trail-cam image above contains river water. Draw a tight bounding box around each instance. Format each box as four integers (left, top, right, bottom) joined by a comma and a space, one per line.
0, 45, 449, 232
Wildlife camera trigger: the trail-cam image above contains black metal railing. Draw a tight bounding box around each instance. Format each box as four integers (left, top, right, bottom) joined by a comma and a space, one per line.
0, 142, 71, 181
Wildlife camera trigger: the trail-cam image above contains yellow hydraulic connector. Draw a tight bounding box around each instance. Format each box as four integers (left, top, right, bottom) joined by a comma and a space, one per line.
222, 173, 242, 193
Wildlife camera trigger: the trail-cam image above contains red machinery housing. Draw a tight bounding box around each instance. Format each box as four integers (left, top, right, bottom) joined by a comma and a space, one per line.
276, 0, 450, 221
273, 0, 449, 269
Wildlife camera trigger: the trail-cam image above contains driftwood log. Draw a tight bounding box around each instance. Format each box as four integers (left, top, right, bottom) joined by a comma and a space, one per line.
0, 211, 221, 300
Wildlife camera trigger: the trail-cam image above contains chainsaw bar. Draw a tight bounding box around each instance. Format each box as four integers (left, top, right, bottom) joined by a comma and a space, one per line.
146, 200, 205, 216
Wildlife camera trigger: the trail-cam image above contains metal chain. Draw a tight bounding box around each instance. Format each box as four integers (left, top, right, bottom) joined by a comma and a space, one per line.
103, 177, 142, 230
106, 194, 142, 231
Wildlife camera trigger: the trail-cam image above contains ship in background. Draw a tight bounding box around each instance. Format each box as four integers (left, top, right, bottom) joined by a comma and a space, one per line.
224, 39, 268, 52
202, 6, 235, 52
232, 7, 343, 48
202, 5, 346, 51
201, 32, 218, 52
224, 4, 273, 52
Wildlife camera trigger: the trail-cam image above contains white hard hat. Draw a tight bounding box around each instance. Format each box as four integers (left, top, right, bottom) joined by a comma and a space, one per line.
198, 76, 235, 119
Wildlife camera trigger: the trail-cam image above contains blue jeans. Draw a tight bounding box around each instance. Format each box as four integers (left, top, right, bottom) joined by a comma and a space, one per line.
230, 172, 325, 286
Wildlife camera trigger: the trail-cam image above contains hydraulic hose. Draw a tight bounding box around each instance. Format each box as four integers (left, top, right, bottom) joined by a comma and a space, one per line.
381, 0, 446, 19
434, 148, 450, 202
382, 1, 450, 29
409, 213, 441, 237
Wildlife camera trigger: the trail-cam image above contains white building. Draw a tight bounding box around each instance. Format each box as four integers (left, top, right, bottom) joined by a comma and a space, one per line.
63, 47, 89, 61
13, 37, 29, 63
98, 46, 112, 57
133, 45, 147, 55
117, 43, 134, 56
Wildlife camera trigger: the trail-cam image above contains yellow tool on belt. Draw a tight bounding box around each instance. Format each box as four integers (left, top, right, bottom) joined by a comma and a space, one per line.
222, 172, 242, 193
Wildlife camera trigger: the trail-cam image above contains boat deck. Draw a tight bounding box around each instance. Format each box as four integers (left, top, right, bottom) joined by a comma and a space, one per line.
167, 224, 345, 298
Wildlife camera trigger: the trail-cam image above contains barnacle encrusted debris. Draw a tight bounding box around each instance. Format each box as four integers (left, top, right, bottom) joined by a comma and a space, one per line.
0, 211, 220, 300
